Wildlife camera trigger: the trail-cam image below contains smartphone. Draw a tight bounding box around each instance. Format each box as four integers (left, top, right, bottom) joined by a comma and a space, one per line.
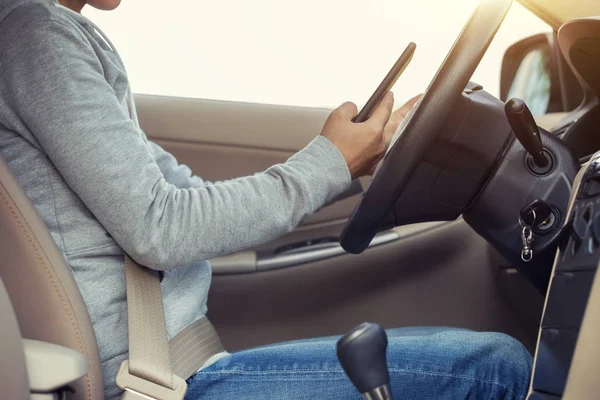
352, 42, 416, 123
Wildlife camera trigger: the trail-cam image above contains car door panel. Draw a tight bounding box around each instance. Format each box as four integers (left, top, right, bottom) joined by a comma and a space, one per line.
136, 94, 330, 151
208, 220, 537, 352
136, 94, 543, 352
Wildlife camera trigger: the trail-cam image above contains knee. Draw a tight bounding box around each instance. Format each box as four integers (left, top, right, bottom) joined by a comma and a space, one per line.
443, 331, 533, 398
388, 329, 533, 374
479, 332, 532, 365
386, 331, 533, 399
468, 332, 533, 387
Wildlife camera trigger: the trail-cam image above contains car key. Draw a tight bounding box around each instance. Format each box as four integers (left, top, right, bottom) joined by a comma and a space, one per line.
519, 209, 536, 262
520, 200, 553, 228
521, 223, 534, 262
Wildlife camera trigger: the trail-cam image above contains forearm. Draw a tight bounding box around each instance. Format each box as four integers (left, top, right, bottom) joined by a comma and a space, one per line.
118, 136, 350, 269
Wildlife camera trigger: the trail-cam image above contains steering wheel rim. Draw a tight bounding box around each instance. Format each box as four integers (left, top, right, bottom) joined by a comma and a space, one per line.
340, 0, 514, 254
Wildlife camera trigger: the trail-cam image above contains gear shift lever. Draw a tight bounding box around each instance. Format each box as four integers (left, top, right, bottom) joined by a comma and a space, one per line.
337, 322, 393, 400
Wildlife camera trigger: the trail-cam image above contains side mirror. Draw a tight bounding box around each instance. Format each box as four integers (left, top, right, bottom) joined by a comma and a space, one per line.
500, 33, 561, 116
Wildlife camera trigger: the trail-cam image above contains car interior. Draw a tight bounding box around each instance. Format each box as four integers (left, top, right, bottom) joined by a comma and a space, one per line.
1, 0, 600, 399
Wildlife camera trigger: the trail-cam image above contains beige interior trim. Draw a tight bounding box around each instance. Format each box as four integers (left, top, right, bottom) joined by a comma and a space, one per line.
518, 0, 600, 29
534, 112, 570, 131
527, 159, 589, 396
0, 279, 29, 400
209, 222, 448, 275
136, 94, 331, 152
22, 339, 87, 393
563, 263, 600, 399
210, 251, 257, 275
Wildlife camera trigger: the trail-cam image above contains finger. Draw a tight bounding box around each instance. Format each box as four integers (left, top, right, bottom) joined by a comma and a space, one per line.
405, 93, 422, 107
367, 91, 394, 128
397, 94, 422, 118
335, 101, 359, 120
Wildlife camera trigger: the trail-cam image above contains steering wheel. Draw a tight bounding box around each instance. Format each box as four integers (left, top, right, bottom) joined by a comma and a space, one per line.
340, 0, 514, 254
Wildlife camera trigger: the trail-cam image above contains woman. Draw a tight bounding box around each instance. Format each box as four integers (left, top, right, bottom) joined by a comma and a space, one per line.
0, 0, 532, 398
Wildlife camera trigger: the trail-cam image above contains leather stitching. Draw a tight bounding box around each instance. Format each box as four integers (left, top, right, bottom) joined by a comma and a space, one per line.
0, 187, 93, 400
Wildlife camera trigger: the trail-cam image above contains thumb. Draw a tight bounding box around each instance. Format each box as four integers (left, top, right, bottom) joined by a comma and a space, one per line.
335, 101, 359, 120
367, 91, 394, 128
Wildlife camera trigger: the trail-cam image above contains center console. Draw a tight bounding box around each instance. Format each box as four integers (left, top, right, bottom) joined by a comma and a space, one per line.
528, 153, 600, 399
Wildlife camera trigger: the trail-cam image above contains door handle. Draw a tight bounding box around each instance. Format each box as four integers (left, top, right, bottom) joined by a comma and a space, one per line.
210, 251, 257, 275
256, 230, 399, 272
210, 222, 447, 275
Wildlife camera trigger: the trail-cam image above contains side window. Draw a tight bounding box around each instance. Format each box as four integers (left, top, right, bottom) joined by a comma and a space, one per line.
86, 1, 550, 109
471, 2, 552, 105
506, 47, 552, 115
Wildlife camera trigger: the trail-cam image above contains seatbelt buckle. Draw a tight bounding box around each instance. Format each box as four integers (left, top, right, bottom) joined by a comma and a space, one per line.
116, 361, 187, 400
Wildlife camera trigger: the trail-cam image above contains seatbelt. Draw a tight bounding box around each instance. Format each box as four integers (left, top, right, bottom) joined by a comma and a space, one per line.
170, 318, 225, 380
116, 256, 225, 400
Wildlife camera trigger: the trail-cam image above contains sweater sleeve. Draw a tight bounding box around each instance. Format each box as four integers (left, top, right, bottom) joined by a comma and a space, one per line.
0, 20, 351, 270
147, 140, 208, 189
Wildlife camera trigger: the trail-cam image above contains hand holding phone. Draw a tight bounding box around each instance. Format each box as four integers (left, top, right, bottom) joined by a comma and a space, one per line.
352, 42, 416, 123
320, 42, 416, 179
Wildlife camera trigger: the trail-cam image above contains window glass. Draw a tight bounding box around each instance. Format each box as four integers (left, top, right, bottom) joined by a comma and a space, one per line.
86, 1, 551, 108
507, 48, 552, 115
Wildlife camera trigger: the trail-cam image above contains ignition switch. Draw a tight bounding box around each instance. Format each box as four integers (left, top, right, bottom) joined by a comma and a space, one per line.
520, 200, 559, 234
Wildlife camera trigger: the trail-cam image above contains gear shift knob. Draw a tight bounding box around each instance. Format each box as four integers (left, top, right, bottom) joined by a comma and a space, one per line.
337, 322, 393, 400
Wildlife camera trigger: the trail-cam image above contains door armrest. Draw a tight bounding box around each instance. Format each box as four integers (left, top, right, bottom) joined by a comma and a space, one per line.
23, 339, 87, 393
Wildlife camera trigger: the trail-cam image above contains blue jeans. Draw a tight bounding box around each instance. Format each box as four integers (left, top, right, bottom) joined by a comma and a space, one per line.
185, 327, 532, 399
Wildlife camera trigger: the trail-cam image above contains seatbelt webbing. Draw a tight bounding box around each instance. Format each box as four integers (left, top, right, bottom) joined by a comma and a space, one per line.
124, 255, 173, 389
169, 318, 224, 380
120, 255, 225, 399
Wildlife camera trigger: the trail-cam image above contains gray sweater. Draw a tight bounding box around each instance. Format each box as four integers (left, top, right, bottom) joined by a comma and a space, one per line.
0, 1, 351, 398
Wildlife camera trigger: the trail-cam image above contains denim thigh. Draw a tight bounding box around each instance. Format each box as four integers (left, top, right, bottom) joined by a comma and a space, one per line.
185, 327, 532, 400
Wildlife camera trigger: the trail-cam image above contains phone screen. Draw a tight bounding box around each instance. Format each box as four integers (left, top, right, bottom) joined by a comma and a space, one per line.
352, 42, 416, 123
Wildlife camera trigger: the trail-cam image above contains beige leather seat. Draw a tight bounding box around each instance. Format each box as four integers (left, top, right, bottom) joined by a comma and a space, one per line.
0, 277, 30, 399
0, 154, 104, 400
